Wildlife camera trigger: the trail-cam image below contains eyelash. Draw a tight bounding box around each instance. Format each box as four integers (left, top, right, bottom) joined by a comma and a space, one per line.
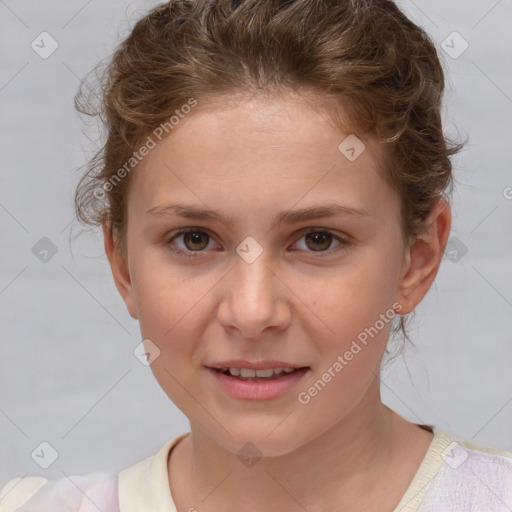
163, 227, 349, 259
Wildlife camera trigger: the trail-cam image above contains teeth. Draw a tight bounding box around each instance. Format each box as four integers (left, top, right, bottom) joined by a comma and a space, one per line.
255, 368, 274, 378
225, 367, 298, 378
240, 368, 256, 378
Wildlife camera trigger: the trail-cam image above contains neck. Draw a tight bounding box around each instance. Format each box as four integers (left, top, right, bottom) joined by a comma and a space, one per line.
168, 382, 422, 512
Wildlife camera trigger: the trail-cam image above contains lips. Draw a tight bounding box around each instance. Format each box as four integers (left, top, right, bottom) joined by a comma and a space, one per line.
207, 365, 310, 400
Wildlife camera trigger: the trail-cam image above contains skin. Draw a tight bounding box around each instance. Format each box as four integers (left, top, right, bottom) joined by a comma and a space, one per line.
104, 92, 451, 511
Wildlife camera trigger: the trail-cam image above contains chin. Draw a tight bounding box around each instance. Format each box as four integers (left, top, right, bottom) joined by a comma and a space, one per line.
209, 420, 314, 459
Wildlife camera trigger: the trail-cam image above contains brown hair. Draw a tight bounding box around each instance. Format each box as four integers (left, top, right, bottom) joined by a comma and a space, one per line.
74, 0, 463, 349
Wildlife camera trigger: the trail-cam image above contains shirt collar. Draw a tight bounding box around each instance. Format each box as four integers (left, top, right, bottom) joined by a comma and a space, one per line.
118, 432, 189, 512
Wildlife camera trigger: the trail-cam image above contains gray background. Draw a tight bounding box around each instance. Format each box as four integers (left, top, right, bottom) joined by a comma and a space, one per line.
0, 0, 511, 484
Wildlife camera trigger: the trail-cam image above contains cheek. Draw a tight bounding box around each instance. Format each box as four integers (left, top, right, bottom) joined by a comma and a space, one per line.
302, 260, 397, 335
129, 254, 210, 347
297, 256, 399, 386
130, 259, 212, 408
297, 275, 394, 411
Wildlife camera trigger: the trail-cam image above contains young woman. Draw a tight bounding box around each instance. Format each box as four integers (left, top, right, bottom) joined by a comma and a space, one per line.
2, 1, 511, 510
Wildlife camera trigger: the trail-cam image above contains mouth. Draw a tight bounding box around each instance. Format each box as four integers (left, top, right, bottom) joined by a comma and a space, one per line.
209, 366, 310, 381
205, 360, 311, 400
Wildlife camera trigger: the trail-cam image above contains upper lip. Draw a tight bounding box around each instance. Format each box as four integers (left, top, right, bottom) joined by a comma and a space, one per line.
207, 360, 308, 370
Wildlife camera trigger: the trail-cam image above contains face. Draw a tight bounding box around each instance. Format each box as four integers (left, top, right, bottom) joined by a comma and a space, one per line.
110, 94, 415, 456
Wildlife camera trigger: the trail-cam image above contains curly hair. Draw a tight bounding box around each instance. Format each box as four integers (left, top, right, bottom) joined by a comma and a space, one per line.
74, 0, 463, 350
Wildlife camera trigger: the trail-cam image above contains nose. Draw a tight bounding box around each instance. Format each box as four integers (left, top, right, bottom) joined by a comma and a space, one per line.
216, 249, 291, 339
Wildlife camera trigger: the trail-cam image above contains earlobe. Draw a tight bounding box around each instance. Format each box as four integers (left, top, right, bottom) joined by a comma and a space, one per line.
102, 223, 139, 319
396, 199, 452, 314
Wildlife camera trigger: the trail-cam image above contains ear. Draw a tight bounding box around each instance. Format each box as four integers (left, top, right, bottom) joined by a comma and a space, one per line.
396, 199, 452, 314
103, 222, 139, 319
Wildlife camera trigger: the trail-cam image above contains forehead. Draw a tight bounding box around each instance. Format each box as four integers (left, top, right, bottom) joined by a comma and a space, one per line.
128, 95, 395, 221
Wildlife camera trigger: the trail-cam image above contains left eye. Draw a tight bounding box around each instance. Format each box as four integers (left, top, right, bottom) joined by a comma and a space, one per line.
165, 228, 346, 258
294, 229, 343, 253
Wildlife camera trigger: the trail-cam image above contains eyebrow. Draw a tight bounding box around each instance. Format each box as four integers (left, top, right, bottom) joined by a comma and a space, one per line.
145, 202, 371, 230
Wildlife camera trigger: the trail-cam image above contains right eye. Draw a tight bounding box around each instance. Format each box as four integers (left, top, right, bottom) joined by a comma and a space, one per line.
165, 228, 220, 258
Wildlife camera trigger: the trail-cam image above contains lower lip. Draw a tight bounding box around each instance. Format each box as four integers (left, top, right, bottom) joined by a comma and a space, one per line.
206, 367, 309, 400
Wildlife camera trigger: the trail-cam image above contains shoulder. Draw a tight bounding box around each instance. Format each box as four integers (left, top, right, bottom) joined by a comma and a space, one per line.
419, 428, 512, 510
0, 472, 118, 512
1, 477, 47, 510
0, 433, 188, 512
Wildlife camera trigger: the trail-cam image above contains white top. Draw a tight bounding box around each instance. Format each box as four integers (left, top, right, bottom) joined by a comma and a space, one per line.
2, 426, 512, 511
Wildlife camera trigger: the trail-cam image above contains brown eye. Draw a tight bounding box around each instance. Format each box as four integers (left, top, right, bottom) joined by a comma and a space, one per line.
165, 227, 348, 260
166, 229, 216, 258
304, 231, 333, 251
293, 229, 347, 258
182, 231, 209, 251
